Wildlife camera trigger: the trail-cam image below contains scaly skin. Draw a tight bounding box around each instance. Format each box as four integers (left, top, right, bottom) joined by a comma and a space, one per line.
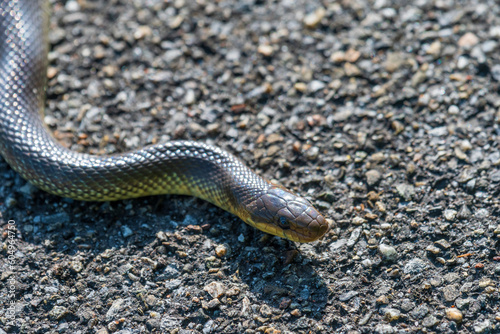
0, 0, 328, 242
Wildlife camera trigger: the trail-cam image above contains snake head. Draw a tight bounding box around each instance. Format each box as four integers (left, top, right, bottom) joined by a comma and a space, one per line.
245, 185, 329, 242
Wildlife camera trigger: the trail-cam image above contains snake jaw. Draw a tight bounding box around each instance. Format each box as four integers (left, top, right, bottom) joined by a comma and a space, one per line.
244, 186, 329, 242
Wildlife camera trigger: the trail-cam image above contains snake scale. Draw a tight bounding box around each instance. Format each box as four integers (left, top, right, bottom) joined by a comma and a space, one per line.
0, 0, 328, 242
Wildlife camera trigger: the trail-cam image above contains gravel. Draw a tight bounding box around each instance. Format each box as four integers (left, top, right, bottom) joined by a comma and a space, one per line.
1, 0, 499, 333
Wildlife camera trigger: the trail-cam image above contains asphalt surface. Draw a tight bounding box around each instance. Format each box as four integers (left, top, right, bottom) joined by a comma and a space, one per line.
1, 0, 499, 333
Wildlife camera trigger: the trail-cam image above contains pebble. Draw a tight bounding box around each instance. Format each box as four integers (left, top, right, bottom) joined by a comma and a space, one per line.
426, 40, 441, 57
411, 305, 429, 319
49, 306, 68, 320
491, 64, 500, 81
383, 308, 401, 322
294, 82, 307, 92
403, 258, 428, 274
426, 245, 441, 255
344, 63, 361, 76
5, 196, 17, 208
352, 216, 367, 225
303, 7, 326, 28
203, 298, 221, 310
422, 315, 439, 328
374, 324, 395, 334
257, 44, 273, 56
106, 299, 125, 321
306, 146, 320, 160
290, 309, 301, 317
366, 169, 381, 186
339, 291, 358, 302
204, 282, 225, 299
308, 80, 325, 92
215, 244, 228, 258
395, 183, 415, 201
379, 244, 398, 262
473, 319, 491, 333
458, 32, 479, 48
443, 209, 457, 221
442, 284, 460, 302
445, 308, 463, 323
435, 239, 451, 249
121, 225, 133, 238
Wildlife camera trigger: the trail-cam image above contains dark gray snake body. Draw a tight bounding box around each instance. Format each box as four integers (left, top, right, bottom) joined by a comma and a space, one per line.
0, 0, 328, 242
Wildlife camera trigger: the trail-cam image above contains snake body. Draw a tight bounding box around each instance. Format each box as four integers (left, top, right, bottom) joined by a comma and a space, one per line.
0, 0, 328, 242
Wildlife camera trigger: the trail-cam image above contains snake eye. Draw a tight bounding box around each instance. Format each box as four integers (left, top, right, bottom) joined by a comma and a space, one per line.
278, 216, 290, 229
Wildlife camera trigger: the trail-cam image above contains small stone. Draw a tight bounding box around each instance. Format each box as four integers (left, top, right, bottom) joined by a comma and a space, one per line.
106, 299, 125, 321
303, 7, 326, 28
345, 49, 361, 63
478, 277, 492, 288
204, 282, 225, 299
290, 309, 301, 317
169, 15, 184, 29
472, 209, 487, 221
184, 89, 196, 105
305, 146, 320, 160
47, 67, 58, 79
458, 32, 479, 48
422, 315, 439, 328
411, 305, 429, 319
257, 44, 273, 56
339, 291, 358, 302
395, 183, 415, 201
259, 305, 273, 317
435, 239, 451, 249
279, 298, 292, 309
445, 308, 463, 323
442, 284, 460, 302
366, 169, 381, 186
203, 298, 221, 310
473, 319, 491, 334
352, 216, 367, 225
426, 245, 441, 255
134, 26, 152, 40
490, 170, 500, 182
448, 105, 460, 114
330, 51, 345, 63
460, 140, 472, 151
65, 0, 80, 11
294, 82, 307, 92
391, 120, 405, 134
379, 244, 398, 262
374, 324, 395, 334
121, 225, 133, 238
71, 260, 83, 273
308, 80, 325, 92
443, 209, 457, 221
5, 196, 17, 208
455, 298, 471, 310
492, 64, 500, 81
426, 40, 441, 56
215, 244, 228, 258
376, 295, 389, 305
455, 147, 468, 160
344, 63, 361, 76
49, 306, 68, 320
404, 258, 428, 274
384, 308, 401, 322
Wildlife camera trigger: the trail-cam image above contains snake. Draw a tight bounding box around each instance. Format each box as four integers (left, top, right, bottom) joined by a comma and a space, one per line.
0, 0, 328, 242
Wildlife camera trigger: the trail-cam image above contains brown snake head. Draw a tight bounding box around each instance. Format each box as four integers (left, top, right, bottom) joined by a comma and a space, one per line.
244, 186, 329, 242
